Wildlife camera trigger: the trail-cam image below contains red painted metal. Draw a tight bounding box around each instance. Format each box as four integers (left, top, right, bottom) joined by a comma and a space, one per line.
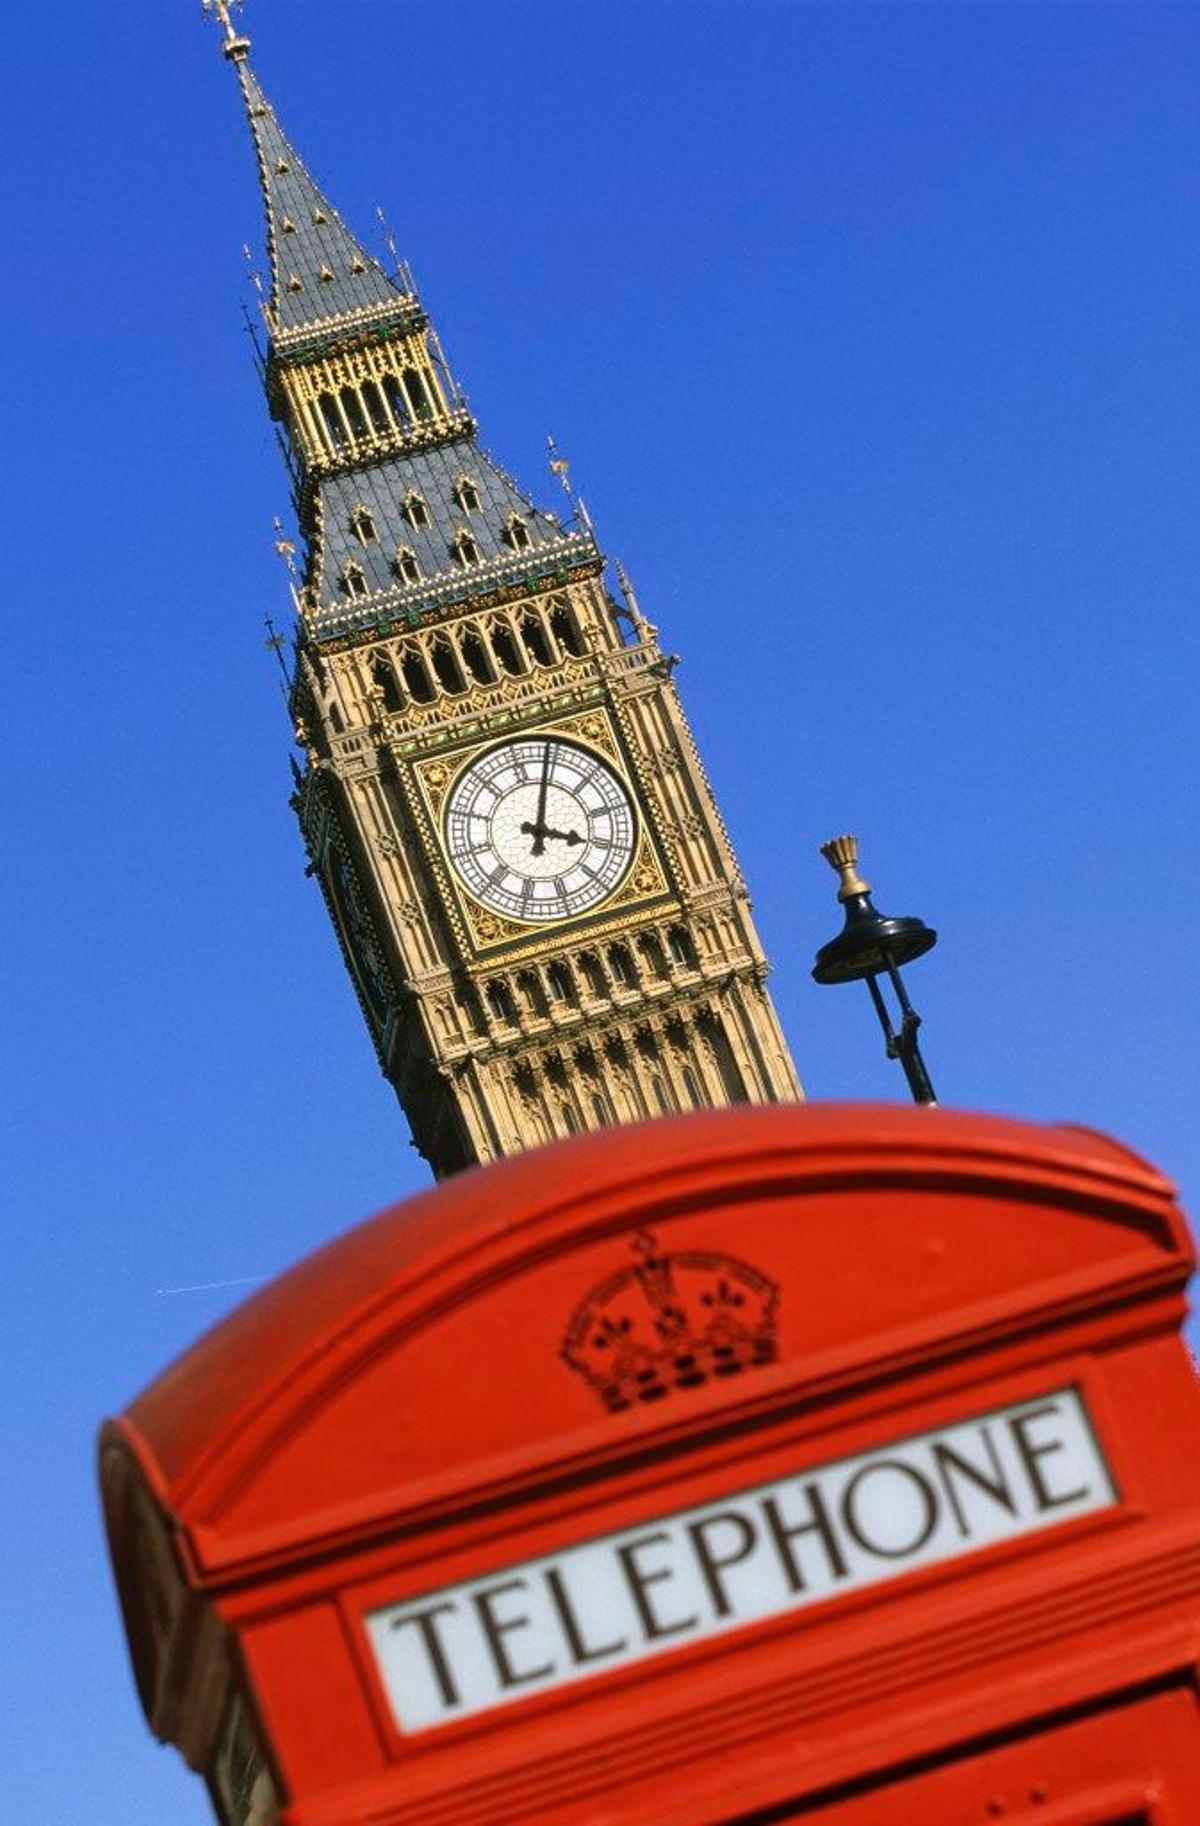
100, 1103, 1200, 1824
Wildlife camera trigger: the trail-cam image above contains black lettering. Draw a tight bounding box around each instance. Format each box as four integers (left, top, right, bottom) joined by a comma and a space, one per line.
544, 1564, 628, 1665
842, 1460, 939, 1559
389, 1600, 462, 1710
472, 1577, 556, 1690
686, 1509, 758, 1618
1008, 1403, 1091, 1511
933, 1425, 1016, 1538
760, 1482, 849, 1591
616, 1530, 699, 1642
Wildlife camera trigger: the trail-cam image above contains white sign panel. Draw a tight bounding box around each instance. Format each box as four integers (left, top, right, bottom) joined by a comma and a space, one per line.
366, 1387, 1115, 1733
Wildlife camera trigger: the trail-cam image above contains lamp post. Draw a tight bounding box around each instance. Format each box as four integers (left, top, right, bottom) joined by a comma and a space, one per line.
812, 834, 939, 1106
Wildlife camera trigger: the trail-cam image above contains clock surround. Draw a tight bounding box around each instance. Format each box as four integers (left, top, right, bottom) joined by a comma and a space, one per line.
443, 735, 638, 925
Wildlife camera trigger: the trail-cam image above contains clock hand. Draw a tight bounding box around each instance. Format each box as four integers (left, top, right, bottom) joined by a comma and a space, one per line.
529, 739, 552, 856
519, 821, 583, 847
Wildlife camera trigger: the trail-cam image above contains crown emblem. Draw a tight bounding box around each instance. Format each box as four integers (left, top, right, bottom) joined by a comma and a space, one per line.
562, 1231, 780, 1412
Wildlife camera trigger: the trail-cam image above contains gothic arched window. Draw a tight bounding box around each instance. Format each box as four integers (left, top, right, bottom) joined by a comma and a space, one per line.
401, 648, 435, 704
520, 612, 553, 667
517, 970, 547, 1017
393, 546, 421, 585
403, 491, 429, 529
460, 630, 494, 685
403, 366, 434, 421
318, 392, 347, 451
452, 529, 480, 569
371, 657, 403, 713
486, 980, 515, 1023
668, 926, 695, 968
383, 374, 410, 426
638, 932, 668, 979
454, 476, 482, 513
431, 639, 466, 695
504, 514, 531, 552
547, 963, 574, 1004
580, 953, 607, 997
340, 387, 368, 440
349, 506, 377, 544
551, 602, 584, 656
361, 381, 390, 435
341, 563, 368, 600
489, 620, 524, 676
608, 944, 635, 986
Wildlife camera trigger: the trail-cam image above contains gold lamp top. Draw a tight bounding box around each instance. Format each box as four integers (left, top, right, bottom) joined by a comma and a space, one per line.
820, 833, 871, 903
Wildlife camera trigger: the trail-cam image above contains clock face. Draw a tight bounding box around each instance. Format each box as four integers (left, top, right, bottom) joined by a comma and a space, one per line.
444, 736, 637, 923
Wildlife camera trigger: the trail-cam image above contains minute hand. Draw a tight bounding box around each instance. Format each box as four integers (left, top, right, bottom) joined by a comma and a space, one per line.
529, 739, 552, 856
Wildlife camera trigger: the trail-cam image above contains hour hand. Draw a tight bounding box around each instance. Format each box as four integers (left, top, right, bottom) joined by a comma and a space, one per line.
520, 820, 582, 850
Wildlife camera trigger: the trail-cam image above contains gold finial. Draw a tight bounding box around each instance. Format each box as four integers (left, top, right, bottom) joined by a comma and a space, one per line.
376, 206, 401, 271
615, 560, 655, 643
547, 434, 573, 496
242, 244, 265, 299
203, 0, 251, 62
820, 833, 871, 902
272, 516, 298, 577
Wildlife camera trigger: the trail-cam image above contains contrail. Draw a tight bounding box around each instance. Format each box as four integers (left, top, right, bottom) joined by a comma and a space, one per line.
155, 1275, 268, 1296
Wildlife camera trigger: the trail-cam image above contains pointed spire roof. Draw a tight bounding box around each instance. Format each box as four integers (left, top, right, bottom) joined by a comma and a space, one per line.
209, 5, 410, 344
237, 65, 406, 337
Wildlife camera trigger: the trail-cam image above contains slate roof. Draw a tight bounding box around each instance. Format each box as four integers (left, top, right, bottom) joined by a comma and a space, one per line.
224, 46, 602, 641
313, 439, 582, 607
237, 65, 407, 338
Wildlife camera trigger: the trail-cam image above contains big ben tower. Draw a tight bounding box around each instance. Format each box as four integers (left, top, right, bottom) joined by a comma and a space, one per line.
209, 3, 801, 1176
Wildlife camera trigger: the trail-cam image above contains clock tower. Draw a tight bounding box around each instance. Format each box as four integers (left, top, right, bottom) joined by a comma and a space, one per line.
211, 5, 801, 1177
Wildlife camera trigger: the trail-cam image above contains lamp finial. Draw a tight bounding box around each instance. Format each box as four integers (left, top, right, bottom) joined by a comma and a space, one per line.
820, 833, 871, 902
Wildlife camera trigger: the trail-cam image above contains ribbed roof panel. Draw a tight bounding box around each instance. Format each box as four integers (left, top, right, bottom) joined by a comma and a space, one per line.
239, 67, 403, 335
314, 441, 573, 606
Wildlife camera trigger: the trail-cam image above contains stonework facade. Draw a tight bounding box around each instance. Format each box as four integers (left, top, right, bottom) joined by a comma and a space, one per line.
217, 10, 801, 1176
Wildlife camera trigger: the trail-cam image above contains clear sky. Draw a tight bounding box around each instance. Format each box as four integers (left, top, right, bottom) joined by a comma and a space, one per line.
4, 2, 1199, 1819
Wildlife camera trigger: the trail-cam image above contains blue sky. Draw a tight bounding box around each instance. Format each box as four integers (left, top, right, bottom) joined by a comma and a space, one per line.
4, 2, 1199, 1819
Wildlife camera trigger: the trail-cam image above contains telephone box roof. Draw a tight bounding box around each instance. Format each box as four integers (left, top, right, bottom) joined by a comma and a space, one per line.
104, 1103, 1189, 1588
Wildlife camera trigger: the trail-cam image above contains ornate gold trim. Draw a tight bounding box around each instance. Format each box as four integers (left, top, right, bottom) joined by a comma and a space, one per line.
455, 826, 670, 958
409, 712, 674, 962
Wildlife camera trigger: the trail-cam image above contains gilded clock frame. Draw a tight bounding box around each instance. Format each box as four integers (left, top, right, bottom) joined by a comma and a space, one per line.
407, 709, 675, 964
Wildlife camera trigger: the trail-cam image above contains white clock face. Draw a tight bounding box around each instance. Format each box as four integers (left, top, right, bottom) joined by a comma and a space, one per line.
444, 736, 637, 922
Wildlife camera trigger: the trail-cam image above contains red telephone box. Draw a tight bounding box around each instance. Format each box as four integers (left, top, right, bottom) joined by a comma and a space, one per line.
101, 1104, 1200, 1825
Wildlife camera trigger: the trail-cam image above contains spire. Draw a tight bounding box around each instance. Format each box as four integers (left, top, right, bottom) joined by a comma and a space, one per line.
206, 3, 409, 341
202, 0, 250, 63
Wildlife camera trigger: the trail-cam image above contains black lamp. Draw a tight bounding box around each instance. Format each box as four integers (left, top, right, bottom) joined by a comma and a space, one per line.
812, 834, 938, 1105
